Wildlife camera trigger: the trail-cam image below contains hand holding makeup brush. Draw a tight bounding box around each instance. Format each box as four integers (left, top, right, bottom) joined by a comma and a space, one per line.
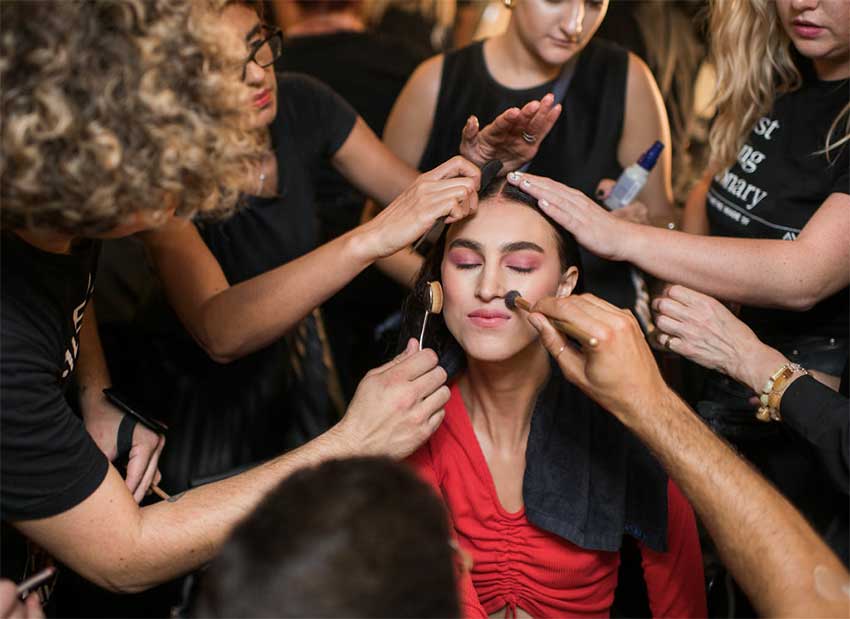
362, 156, 481, 259
526, 294, 667, 421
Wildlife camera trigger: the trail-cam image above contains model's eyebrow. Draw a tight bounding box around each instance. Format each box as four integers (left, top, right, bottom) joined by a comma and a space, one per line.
448, 239, 483, 253
448, 239, 545, 254
500, 241, 545, 254
245, 23, 263, 42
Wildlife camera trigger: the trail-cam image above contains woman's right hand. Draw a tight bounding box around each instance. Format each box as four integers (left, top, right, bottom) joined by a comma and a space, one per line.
361, 156, 481, 259
505, 171, 632, 261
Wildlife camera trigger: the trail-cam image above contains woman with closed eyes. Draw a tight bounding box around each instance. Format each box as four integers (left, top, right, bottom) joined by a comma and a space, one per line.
401, 179, 706, 618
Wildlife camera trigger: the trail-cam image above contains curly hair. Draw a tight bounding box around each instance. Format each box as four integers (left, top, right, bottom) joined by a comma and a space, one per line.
1, 0, 268, 236
707, 0, 849, 169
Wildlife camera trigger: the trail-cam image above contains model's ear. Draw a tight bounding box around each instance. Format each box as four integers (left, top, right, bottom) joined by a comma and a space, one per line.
556, 266, 579, 298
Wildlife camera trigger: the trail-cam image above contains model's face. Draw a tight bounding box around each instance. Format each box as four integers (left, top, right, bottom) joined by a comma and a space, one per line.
776, 0, 850, 79
511, 0, 609, 67
220, 4, 279, 129
441, 198, 578, 363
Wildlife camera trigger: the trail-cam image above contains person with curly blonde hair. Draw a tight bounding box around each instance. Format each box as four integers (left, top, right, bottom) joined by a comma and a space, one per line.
0, 0, 457, 597
502, 0, 848, 564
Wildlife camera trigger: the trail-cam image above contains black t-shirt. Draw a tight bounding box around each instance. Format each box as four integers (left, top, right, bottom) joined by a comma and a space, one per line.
706, 68, 849, 339
420, 39, 636, 311
277, 31, 423, 239
197, 72, 357, 281
1, 234, 107, 522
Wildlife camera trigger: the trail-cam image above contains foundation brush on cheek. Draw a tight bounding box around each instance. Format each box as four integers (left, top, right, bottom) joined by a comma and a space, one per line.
504, 290, 598, 349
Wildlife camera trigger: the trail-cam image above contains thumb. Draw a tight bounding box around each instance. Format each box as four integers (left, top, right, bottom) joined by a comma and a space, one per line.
595, 178, 616, 201
463, 115, 479, 141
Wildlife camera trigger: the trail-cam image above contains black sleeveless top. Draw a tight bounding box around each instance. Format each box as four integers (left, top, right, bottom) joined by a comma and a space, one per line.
421, 39, 634, 309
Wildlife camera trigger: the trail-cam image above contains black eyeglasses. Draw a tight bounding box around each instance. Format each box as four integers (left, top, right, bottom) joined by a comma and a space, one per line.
242, 28, 283, 81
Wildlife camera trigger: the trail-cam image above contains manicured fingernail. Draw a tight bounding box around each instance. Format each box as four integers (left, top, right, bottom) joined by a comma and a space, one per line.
508, 172, 520, 182
539, 199, 549, 208
522, 179, 530, 187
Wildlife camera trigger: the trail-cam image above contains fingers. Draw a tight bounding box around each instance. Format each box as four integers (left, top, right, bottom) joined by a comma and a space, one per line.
391, 347, 440, 382
651, 295, 691, 323
376, 339, 418, 373
24, 592, 44, 619
124, 445, 145, 499
134, 435, 165, 503
527, 312, 584, 381
426, 155, 482, 188
462, 115, 479, 141
412, 385, 451, 428
524, 94, 561, 141
654, 314, 686, 339
0, 581, 18, 618
410, 364, 448, 400
595, 178, 616, 201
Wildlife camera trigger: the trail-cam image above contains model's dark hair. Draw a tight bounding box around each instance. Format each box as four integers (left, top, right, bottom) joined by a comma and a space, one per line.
398, 179, 582, 362
193, 457, 460, 618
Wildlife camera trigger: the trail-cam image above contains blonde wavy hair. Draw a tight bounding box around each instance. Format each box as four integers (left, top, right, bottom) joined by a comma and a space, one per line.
1, 0, 267, 236
708, 0, 849, 169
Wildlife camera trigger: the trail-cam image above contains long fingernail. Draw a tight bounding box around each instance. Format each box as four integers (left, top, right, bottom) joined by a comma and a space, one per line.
508, 171, 521, 182
522, 179, 530, 188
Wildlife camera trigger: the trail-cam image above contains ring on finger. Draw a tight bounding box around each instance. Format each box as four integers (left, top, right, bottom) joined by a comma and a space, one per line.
556, 344, 567, 358
521, 131, 536, 144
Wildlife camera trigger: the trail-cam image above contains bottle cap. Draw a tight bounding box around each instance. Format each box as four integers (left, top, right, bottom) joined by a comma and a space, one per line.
637, 141, 664, 171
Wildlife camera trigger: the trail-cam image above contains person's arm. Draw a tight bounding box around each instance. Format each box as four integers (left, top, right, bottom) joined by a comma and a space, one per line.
526, 294, 850, 618
639, 479, 707, 618
13, 340, 450, 593
508, 171, 850, 310
652, 283, 849, 492
143, 156, 481, 363
617, 53, 674, 222
76, 305, 164, 502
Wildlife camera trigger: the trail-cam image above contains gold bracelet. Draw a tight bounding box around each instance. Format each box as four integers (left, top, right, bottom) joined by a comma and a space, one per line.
756, 362, 807, 422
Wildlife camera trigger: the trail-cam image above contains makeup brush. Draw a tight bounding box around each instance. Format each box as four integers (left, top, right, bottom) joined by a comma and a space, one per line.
419, 281, 444, 350
505, 290, 599, 348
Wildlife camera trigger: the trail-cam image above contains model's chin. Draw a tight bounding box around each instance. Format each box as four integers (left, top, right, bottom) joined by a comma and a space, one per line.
457, 331, 539, 364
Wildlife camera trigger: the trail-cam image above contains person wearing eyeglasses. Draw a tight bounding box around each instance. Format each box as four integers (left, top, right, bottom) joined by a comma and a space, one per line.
95, 0, 565, 491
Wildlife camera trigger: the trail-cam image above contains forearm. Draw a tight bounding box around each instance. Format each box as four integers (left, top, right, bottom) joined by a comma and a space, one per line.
619, 390, 849, 618
76, 306, 112, 415
624, 227, 840, 310
185, 229, 375, 362
375, 248, 424, 288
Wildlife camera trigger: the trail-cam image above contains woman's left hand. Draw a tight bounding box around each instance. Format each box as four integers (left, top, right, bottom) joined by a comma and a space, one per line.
459, 94, 561, 172
505, 171, 630, 260
652, 284, 783, 392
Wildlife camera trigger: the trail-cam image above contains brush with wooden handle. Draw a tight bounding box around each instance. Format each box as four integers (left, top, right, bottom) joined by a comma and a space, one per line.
505, 291, 599, 348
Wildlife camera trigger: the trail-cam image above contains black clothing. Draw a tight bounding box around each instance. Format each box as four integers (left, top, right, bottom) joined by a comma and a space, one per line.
115, 73, 358, 491
1, 234, 106, 522
420, 39, 636, 311
706, 67, 849, 341
278, 32, 424, 396
782, 367, 849, 494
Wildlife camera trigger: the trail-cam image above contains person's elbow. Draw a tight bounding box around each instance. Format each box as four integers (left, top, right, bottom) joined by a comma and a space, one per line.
781, 282, 832, 312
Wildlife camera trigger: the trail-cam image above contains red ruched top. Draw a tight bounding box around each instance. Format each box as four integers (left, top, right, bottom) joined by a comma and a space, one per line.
408, 383, 707, 618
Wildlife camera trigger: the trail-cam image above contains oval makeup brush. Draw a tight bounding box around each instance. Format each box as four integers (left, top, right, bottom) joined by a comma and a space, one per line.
419, 281, 444, 350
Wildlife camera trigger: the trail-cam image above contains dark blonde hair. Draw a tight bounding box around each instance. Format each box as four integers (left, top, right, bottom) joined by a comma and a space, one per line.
1, 0, 267, 236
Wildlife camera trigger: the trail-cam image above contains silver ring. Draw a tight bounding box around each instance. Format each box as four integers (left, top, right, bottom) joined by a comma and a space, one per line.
521, 131, 536, 144
556, 344, 567, 358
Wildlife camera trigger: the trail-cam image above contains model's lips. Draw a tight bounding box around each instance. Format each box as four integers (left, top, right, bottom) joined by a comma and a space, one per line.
253, 89, 272, 108
791, 18, 824, 38
548, 36, 579, 48
468, 308, 511, 328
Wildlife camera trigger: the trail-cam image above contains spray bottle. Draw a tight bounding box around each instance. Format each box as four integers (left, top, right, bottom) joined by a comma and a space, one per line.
603, 141, 664, 210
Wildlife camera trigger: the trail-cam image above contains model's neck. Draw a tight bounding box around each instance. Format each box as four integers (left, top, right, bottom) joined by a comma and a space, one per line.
460, 342, 551, 450
812, 54, 850, 81
485, 28, 562, 88
13, 228, 75, 255
286, 12, 365, 37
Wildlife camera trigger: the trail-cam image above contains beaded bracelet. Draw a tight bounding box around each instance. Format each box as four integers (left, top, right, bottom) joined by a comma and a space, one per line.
755, 362, 808, 422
